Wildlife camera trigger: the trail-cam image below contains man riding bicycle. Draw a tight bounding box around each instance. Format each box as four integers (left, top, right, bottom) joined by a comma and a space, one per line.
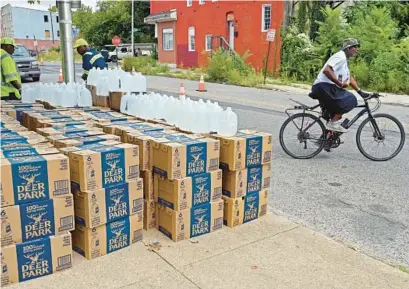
310, 38, 371, 133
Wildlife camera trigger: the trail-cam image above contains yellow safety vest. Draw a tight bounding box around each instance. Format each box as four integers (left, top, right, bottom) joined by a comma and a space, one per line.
1, 49, 21, 98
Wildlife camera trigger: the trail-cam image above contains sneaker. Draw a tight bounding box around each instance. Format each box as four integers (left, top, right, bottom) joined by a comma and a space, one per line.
326, 120, 348, 133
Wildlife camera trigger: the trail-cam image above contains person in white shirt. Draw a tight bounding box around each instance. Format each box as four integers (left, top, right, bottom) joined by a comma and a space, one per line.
311, 38, 371, 133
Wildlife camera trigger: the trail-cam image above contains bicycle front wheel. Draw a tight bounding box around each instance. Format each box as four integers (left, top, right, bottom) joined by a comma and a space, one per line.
356, 113, 406, 161
279, 113, 326, 159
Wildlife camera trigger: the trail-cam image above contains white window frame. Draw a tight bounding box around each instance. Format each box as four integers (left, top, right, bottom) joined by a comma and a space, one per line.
211, 0, 217, 2
199, 0, 205, 5
187, 0, 192, 7
261, 4, 271, 32
163, 28, 174, 51
188, 27, 195, 52
205, 34, 212, 51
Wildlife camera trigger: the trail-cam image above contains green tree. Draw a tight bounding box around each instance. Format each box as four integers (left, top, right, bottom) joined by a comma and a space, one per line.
309, 1, 326, 41
296, 1, 309, 34
349, 7, 399, 64
48, 5, 57, 12
313, 7, 347, 64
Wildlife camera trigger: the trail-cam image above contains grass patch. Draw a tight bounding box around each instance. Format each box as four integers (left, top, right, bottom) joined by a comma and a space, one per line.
122, 57, 170, 75
397, 265, 409, 274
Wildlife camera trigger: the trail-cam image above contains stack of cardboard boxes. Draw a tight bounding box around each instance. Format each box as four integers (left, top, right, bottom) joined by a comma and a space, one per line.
208, 130, 272, 227
150, 133, 224, 241
1, 103, 74, 286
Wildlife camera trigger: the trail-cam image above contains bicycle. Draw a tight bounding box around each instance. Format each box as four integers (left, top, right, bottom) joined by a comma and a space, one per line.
279, 93, 406, 161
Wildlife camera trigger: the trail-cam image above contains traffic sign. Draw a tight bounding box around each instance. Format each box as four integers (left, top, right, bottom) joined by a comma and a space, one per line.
112, 35, 121, 46
266, 29, 276, 42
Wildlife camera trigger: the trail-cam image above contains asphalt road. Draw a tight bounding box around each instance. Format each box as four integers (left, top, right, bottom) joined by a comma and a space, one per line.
28, 65, 409, 268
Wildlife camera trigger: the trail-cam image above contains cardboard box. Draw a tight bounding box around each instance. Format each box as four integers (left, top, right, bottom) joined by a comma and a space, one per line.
72, 214, 143, 260
86, 84, 97, 103
58, 141, 122, 156
1, 131, 40, 139
1, 146, 59, 158
0, 135, 47, 148
222, 168, 247, 199
143, 200, 156, 230
222, 189, 269, 228
108, 91, 125, 111
72, 179, 143, 228
53, 134, 121, 149
1, 232, 73, 286
141, 170, 154, 200
106, 123, 165, 141
154, 169, 222, 210
156, 199, 224, 242
80, 110, 132, 122
36, 125, 98, 137
207, 135, 246, 171
25, 110, 74, 130
152, 138, 220, 180
237, 131, 273, 168
35, 116, 87, 129
1, 195, 74, 246
102, 120, 144, 134
1, 154, 71, 207
124, 130, 177, 171
0, 124, 27, 132
222, 163, 271, 198
47, 130, 105, 146
69, 143, 140, 191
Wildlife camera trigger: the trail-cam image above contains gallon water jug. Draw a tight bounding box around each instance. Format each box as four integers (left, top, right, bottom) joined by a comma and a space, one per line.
79, 85, 92, 107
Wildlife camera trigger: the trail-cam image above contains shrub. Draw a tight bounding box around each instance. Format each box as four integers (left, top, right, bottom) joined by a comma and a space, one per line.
122, 57, 169, 74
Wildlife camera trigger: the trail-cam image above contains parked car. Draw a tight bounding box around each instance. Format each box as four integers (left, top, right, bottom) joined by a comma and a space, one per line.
12, 44, 41, 82
106, 44, 152, 62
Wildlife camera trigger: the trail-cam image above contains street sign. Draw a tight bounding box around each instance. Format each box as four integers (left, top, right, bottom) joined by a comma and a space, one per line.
266, 29, 276, 42
112, 35, 121, 46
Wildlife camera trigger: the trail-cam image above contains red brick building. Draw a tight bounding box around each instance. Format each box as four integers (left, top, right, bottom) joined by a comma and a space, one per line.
144, 1, 284, 72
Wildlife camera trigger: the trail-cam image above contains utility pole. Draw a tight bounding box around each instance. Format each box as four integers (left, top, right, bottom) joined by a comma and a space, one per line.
131, 0, 134, 57
56, 0, 80, 83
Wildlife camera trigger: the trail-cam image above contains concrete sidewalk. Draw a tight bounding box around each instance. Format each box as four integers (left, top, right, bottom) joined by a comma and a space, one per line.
9, 213, 408, 289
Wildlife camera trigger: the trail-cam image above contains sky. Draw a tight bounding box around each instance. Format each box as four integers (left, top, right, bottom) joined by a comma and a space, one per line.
2, 0, 98, 11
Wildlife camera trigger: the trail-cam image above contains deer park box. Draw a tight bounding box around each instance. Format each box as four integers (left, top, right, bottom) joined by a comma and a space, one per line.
1, 195, 74, 246
36, 125, 98, 137
156, 199, 224, 242
1, 154, 71, 207
222, 163, 271, 198
144, 200, 156, 230
1, 232, 73, 286
0, 145, 59, 159
68, 143, 140, 192
222, 189, 269, 228
72, 179, 143, 228
141, 170, 154, 200
72, 214, 143, 260
152, 138, 220, 180
154, 169, 222, 211
0, 134, 47, 148
52, 134, 121, 149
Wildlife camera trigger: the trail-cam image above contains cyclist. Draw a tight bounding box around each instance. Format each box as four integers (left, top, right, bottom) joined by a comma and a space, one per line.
311, 38, 370, 133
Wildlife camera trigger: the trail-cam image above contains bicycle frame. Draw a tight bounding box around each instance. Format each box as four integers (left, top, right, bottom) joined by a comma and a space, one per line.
285, 96, 384, 138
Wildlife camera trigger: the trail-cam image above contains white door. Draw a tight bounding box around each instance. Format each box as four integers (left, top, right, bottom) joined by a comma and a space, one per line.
229, 21, 235, 50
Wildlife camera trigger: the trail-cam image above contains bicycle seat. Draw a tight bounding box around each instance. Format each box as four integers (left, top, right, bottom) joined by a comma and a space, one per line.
308, 91, 319, 100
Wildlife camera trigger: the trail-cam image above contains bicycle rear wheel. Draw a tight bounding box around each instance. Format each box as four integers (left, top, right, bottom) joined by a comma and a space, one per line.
356, 113, 405, 161
279, 113, 326, 159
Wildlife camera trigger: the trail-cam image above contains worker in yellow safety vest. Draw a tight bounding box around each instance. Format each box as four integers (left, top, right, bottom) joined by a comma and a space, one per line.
74, 38, 107, 81
1, 37, 21, 100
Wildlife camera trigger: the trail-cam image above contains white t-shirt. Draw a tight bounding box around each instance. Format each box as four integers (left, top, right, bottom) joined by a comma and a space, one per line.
314, 50, 350, 85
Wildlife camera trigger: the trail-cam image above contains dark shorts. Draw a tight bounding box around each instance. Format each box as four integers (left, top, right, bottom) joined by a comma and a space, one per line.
311, 83, 357, 114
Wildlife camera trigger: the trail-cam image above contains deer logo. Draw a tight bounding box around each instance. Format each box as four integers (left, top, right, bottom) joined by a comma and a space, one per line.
107, 160, 120, 171
250, 146, 259, 154
195, 215, 206, 224
197, 184, 206, 193
251, 174, 259, 182
20, 173, 41, 186
248, 203, 255, 210
113, 227, 124, 239
24, 252, 44, 264
110, 195, 123, 206
191, 153, 203, 162
27, 212, 47, 224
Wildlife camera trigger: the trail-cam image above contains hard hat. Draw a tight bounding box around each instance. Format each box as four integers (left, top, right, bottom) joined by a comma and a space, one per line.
342, 38, 360, 50
74, 38, 89, 48
1, 37, 17, 48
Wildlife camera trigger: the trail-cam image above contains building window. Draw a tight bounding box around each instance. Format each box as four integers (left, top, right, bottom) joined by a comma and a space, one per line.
57, 30, 60, 37
199, 0, 205, 5
187, 0, 192, 7
163, 28, 173, 51
56, 16, 59, 23
188, 27, 195, 51
45, 30, 50, 38
262, 4, 271, 32
205, 34, 212, 51
44, 15, 49, 22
